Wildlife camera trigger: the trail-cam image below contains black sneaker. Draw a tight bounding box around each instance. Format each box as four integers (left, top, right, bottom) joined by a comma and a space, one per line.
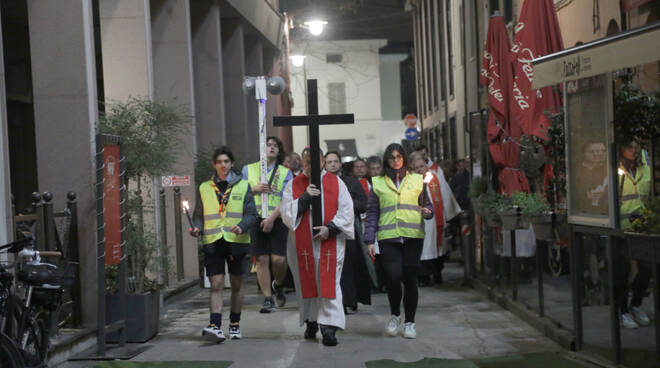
259, 297, 276, 313
272, 280, 286, 307
320, 324, 338, 346
304, 321, 318, 340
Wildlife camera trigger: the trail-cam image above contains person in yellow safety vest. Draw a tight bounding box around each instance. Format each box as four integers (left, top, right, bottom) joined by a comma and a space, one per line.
241, 136, 293, 313
190, 146, 258, 343
616, 141, 652, 329
365, 143, 433, 340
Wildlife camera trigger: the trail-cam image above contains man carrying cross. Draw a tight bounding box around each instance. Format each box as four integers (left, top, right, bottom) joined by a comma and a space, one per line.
281, 147, 354, 346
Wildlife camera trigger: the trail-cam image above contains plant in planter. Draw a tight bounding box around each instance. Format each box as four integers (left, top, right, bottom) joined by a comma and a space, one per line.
496, 191, 532, 230
99, 97, 190, 342
478, 190, 504, 227
518, 192, 554, 241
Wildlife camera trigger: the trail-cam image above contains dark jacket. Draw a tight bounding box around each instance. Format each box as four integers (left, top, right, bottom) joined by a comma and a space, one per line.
339, 172, 367, 216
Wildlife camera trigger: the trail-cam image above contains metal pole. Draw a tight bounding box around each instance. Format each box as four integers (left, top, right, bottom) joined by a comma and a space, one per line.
536, 239, 545, 317
653, 260, 660, 367
511, 228, 518, 301
570, 225, 583, 350
95, 138, 106, 356
67, 192, 83, 327
606, 235, 621, 365
159, 188, 168, 287
32, 192, 45, 250
174, 187, 184, 281
257, 76, 269, 218
118, 143, 127, 347
42, 192, 55, 251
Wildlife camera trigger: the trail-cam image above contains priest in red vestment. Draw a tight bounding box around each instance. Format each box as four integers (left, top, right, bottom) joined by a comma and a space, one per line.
281, 148, 355, 346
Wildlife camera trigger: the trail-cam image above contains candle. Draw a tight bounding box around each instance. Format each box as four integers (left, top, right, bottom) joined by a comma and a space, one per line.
422, 172, 433, 206
182, 200, 194, 229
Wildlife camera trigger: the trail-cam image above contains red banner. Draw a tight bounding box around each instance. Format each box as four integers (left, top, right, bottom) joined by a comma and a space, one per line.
103, 144, 121, 265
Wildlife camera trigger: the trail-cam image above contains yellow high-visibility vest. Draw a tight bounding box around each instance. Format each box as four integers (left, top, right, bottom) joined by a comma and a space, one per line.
199, 179, 250, 244
372, 173, 425, 241
247, 162, 290, 217
619, 151, 651, 229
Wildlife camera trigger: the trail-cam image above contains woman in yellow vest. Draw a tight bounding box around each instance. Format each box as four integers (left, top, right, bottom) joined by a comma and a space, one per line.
190, 146, 258, 343
365, 143, 433, 339
616, 141, 652, 329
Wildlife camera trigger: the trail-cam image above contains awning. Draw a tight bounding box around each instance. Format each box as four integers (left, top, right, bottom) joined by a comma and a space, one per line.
532, 21, 660, 89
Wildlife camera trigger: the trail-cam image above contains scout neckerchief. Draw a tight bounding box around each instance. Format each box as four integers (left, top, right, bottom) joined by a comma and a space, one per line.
210, 174, 233, 221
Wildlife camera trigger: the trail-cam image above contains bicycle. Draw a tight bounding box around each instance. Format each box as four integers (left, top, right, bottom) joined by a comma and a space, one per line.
1, 236, 74, 367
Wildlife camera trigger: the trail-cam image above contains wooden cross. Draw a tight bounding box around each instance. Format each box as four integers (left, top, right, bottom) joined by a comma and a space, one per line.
301, 249, 311, 272
274, 79, 354, 230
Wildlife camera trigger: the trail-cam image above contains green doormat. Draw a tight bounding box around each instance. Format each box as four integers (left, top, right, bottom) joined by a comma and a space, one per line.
366, 352, 594, 368
93, 361, 232, 368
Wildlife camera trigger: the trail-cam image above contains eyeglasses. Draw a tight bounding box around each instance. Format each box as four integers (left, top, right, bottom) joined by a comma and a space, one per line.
388, 155, 404, 162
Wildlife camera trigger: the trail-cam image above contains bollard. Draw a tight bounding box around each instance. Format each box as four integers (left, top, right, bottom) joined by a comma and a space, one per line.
42, 192, 55, 251
159, 188, 169, 287
511, 207, 520, 301
173, 187, 184, 281
32, 192, 45, 250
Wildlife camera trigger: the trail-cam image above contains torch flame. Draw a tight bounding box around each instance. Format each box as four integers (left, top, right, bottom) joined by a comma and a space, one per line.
617, 168, 625, 176
423, 172, 433, 184
182, 200, 190, 212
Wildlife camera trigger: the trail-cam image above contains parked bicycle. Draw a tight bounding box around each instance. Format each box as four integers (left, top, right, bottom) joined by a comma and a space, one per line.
0, 235, 75, 368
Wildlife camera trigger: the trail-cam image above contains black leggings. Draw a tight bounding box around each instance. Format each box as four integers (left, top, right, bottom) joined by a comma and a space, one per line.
379, 239, 423, 323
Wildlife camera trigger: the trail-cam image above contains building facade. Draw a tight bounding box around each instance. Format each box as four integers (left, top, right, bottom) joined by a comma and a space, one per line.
0, 0, 292, 325
412, 0, 659, 162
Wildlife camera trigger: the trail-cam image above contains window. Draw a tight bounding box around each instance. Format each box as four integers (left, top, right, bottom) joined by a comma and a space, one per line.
437, 0, 446, 102
429, 0, 438, 110
326, 53, 343, 63
328, 82, 346, 114
425, 0, 434, 112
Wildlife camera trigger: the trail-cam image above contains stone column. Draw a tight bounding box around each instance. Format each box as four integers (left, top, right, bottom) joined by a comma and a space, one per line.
151, 0, 198, 279
244, 36, 264, 163
26, 0, 99, 324
0, 10, 11, 244
190, 0, 226, 154
221, 19, 249, 162
99, 0, 154, 99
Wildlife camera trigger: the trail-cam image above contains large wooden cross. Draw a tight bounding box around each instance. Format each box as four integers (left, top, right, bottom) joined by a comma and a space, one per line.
273, 79, 354, 230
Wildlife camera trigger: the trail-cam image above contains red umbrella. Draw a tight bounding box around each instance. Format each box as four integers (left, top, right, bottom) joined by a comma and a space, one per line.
480, 15, 530, 196
510, 0, 564, 140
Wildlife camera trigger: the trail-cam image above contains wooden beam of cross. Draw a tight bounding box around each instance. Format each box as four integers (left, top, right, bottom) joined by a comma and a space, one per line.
273, 79, 354, 230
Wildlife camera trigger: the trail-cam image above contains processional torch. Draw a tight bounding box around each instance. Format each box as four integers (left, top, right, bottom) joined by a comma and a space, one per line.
242, 75, 287, 218
421, 171, 434, 206
181, 200, 194, 229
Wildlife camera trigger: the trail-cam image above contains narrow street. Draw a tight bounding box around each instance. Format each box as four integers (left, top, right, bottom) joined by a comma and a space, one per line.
57, 265, 599, 368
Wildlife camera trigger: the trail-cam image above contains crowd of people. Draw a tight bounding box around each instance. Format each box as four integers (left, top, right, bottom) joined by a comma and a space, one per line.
189, 137, 472, 346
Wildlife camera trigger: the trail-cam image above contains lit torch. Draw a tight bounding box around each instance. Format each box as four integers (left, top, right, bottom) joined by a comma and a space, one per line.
182, 200, 194, 229
422, 171, 433, 206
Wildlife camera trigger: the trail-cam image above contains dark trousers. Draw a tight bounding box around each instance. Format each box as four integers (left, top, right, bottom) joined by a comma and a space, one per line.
379, 239, 423, 323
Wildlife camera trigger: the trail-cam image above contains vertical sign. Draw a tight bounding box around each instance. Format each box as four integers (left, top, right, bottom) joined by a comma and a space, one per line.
104, 143, 121, 264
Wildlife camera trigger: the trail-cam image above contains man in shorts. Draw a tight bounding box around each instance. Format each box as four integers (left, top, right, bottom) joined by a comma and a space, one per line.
191, 146, 258, 342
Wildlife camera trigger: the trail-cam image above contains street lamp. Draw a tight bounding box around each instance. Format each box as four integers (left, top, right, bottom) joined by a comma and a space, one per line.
290, 54, 306, 67
304, 20, 327, 36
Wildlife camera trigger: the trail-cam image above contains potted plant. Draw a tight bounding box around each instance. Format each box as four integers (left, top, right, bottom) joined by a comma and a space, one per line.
479, 190, 504, 227
626, 197, 660, 261
99, 97, 190, 342
518, 192, 553, 241
497, 191, 531, 230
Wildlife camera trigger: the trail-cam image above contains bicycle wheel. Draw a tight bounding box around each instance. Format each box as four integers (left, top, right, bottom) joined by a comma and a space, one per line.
0, 332, 24, 368
17, 315, 46, 367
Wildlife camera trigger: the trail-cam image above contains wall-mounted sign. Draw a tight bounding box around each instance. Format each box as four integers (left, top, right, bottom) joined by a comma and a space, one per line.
162, 175, 191, 187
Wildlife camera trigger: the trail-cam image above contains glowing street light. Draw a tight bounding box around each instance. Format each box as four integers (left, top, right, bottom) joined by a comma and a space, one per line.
290, 54, 306, 67
304, 20, 327, 36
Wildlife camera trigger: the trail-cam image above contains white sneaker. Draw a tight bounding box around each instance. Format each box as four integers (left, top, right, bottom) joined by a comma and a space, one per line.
386, 315, 401, 336
229, 324, 242, 339
631, 306, 651, 326
202, 324, 226, 343
403, 322, 416, 339
620, 313, 639, 329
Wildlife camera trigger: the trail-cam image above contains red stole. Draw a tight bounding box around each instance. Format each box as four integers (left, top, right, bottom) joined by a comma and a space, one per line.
428, 163, 440, 174
292, 172, 340, 299
427, 171, 445, 245
359, 178, 370, 197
